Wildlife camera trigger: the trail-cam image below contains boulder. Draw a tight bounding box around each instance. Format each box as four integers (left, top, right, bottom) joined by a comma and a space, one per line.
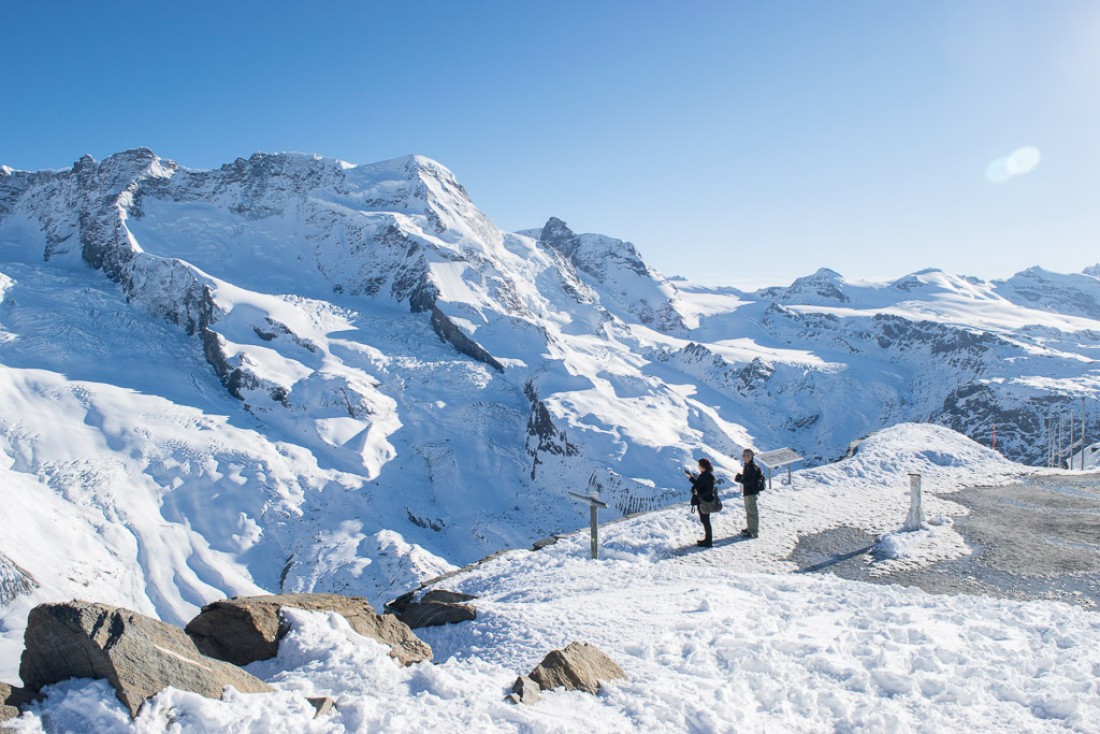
506, 675, 542, 705
185, 593, 431, 667
386, 589, 477, 629
528, 641, 627, 695
19, 600, 272, 718
421, 589, 477, 605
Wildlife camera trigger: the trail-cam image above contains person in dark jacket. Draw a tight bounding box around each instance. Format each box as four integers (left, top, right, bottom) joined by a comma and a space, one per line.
686, 458, 716, 547
735, 449, 763, 538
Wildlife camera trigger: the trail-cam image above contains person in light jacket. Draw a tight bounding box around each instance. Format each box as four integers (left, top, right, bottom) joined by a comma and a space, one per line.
735, 449, 763, 538
686, 458, 716, 547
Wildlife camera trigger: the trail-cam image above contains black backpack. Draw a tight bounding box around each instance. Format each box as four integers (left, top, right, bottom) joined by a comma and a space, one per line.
755, 471, 767, 493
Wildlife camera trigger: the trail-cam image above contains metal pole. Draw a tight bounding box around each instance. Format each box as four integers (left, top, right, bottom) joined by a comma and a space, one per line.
1056, 415, 1064, 468
1071, 412, 1076, 470
1049, 415, 1055, 467
590, 505, 599, 559
1084, 397, 1088, 471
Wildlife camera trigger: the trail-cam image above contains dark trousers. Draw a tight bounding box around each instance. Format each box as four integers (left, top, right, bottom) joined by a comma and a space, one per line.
699, 512, 712, 542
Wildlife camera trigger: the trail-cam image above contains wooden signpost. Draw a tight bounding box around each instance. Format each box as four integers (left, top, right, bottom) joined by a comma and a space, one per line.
568, 491, 609, 559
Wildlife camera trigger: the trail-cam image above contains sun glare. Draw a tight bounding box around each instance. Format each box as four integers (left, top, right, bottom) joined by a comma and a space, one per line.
986, 146, 1042, 183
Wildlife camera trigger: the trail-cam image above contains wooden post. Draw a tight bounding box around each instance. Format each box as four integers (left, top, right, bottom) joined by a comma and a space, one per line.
904, 473, 924, 531
568, 491, 609, 559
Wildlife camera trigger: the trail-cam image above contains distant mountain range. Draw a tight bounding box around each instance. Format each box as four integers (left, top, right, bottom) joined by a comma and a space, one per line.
1, 149, 1097, 635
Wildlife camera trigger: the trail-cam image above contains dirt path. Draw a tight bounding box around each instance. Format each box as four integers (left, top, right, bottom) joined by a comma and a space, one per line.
787, 472, 1100, 610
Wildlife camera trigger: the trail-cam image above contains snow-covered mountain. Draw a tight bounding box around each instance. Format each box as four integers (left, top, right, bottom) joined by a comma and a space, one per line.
11, 424, 1100, 732
1, 149, 1098, 673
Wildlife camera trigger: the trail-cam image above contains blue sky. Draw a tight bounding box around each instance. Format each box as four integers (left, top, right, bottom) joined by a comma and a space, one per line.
2, 1, 1097, 287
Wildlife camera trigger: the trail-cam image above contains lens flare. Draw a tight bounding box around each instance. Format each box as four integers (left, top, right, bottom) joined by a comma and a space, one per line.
986, 146, 1041, 183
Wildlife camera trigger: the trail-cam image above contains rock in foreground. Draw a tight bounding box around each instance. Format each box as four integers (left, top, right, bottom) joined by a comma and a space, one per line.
528, 641, 626, 695
186, 593, 432, 667
387, 589, 478, 629
19, 600, 272, 717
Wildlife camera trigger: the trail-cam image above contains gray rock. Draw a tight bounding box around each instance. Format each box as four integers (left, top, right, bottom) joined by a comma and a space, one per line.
385, 588, 477, 629
421, 589, 477, 605
399, 600, 477, 629
19, 600, 272, 718
508, 675, 542, 705
528, 641, 626, 695
185, 593, 431, 667
307, 696, 336, 718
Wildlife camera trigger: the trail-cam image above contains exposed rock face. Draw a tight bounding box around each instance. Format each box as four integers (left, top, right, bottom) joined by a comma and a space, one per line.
429, 305, 504, 373
524, 381, 580, 479
185, 593, 432, 667
0, 554, 37, 608
527, 641, 627, 695
19, 600, 272, 717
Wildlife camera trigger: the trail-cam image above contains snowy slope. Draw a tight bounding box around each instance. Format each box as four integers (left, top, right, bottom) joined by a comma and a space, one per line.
1, 150, 1099, 694
8, 425, 1100, 733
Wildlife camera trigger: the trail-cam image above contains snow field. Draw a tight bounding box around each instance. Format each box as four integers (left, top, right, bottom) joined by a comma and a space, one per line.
8, 424, 1099, 733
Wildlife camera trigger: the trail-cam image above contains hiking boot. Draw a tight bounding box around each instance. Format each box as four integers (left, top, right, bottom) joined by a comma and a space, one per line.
740, 528, 752, 537
696, 539, 713, 547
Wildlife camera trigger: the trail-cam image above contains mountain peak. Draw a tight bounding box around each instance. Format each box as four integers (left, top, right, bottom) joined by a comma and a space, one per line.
538, 217, 580, 259
71, 147, 177, 184
759, 267, 849, 304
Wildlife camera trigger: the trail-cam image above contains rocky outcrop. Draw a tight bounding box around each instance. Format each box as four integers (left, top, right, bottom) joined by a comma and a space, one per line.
429, 305, 504, 373
19, 600, 272, 717
0, 554, 37, 608
384, 589, 477, 629
526, 641, 626, 695
524, 381, 580, 479
185, 593, 432, 667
